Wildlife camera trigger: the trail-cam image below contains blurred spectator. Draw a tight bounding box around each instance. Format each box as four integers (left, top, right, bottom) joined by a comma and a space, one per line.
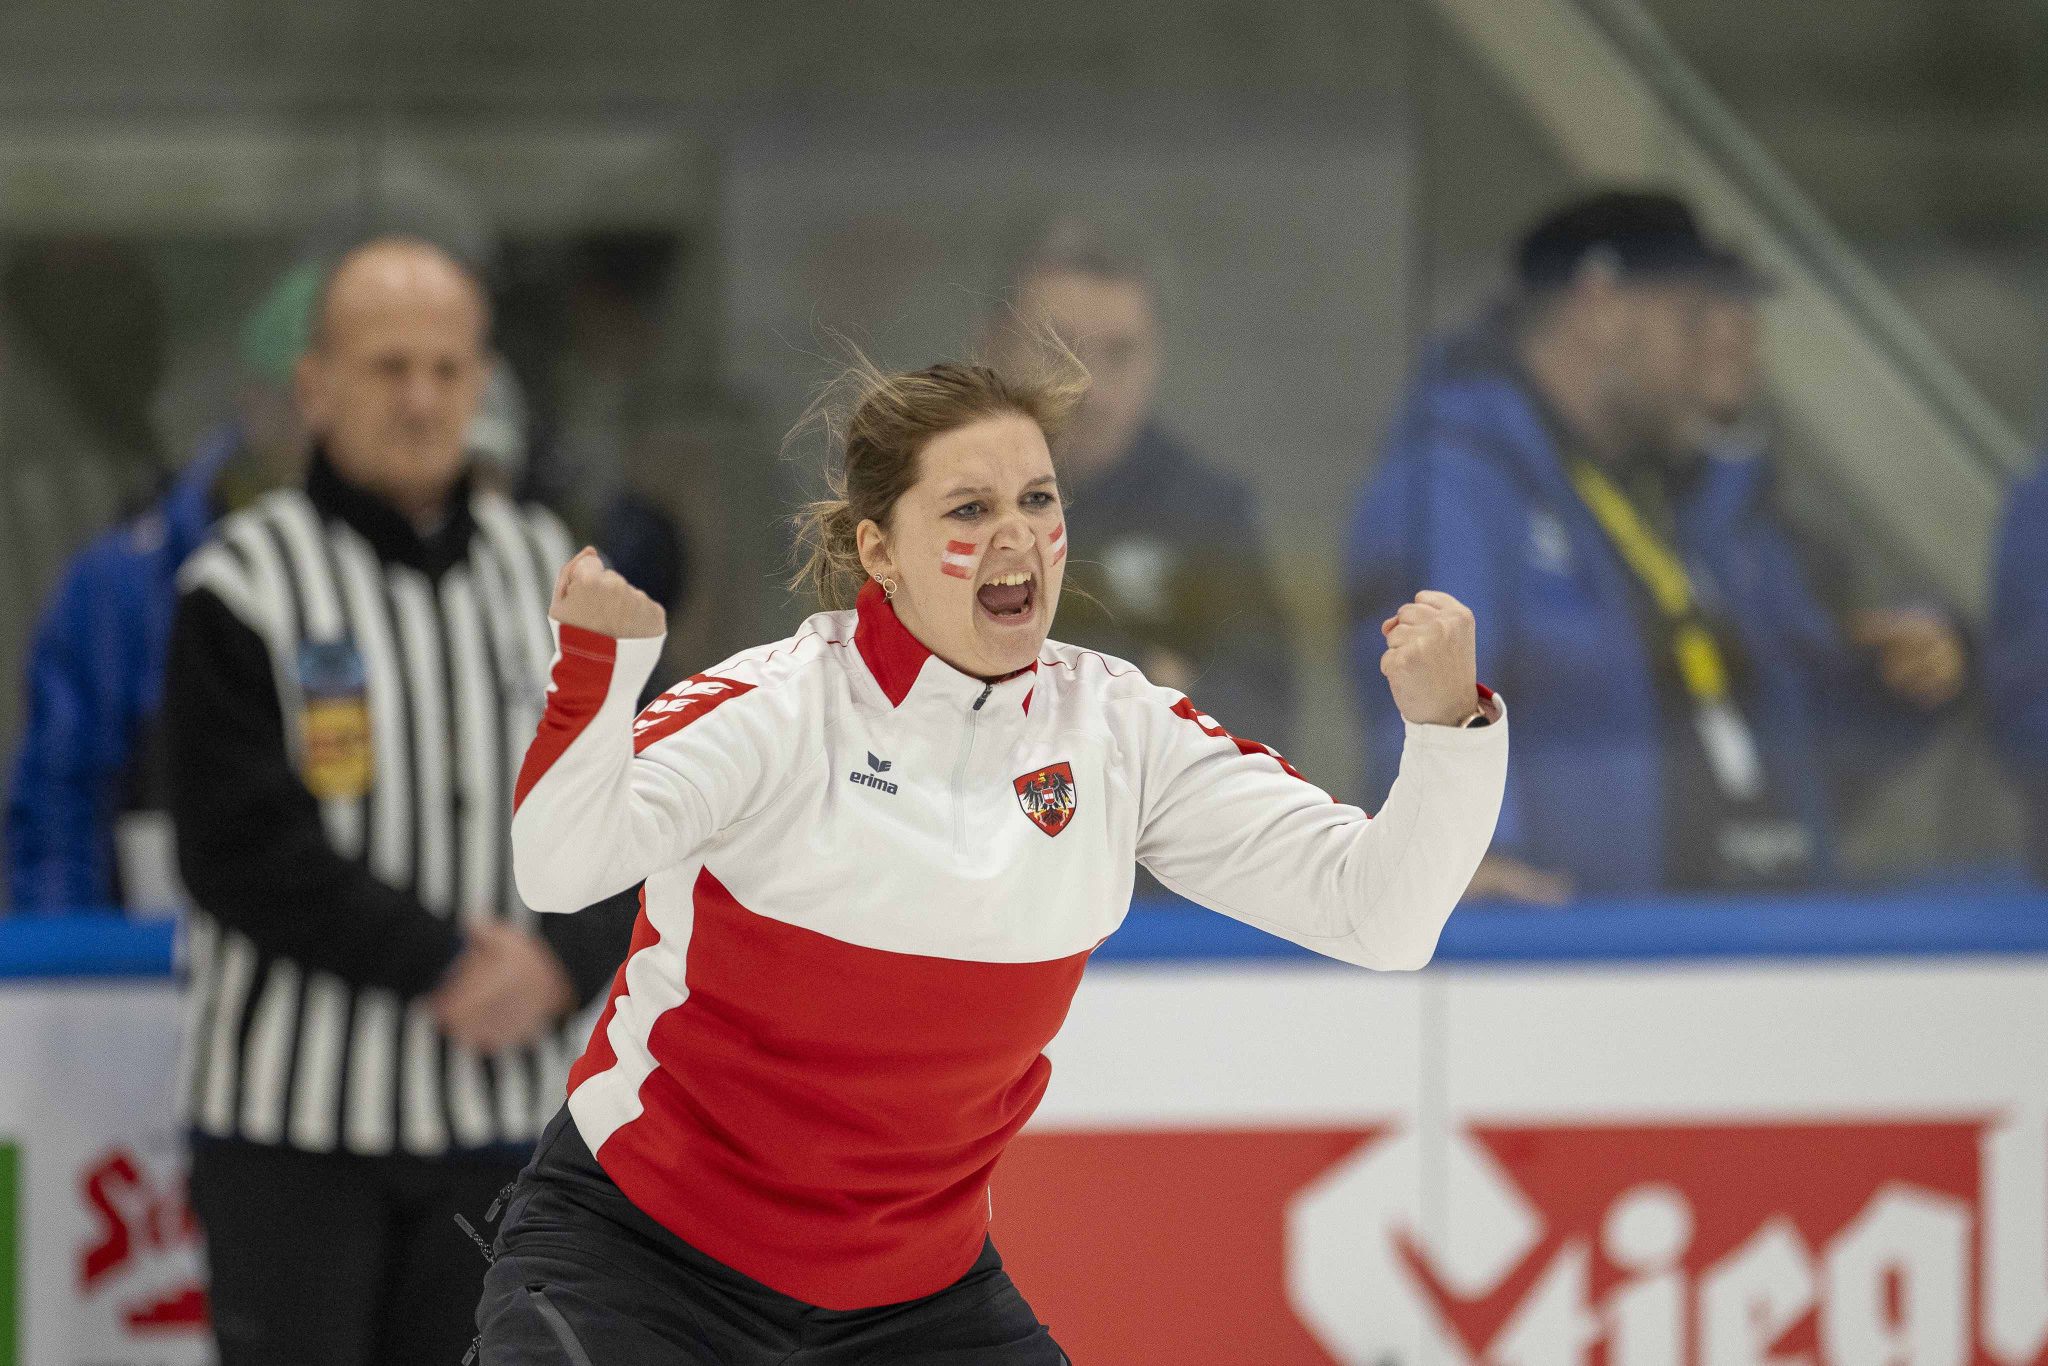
0, 237, 170, 489
5, 262, 319, 913
1347, 190, 1964, 900
1989, 459, 2048, 880
164, 238, 630, 1364
467, 349, 684, 704
464, 354, 536, 494
992, 216, 1296, 750
498, 233, 693, 625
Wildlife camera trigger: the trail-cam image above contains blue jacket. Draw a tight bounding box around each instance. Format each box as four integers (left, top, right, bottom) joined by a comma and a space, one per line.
1989, 458, 2048, 875
5, 430, 239, 911
1344, 317, 1927, 894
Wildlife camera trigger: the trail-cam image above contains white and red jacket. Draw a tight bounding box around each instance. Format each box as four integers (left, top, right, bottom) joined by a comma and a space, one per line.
511, 581, 1507, 1309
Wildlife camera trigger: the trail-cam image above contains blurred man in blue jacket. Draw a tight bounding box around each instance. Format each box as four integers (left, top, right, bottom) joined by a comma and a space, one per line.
4, 264, 318, 913
1347, 190, 1964, 900
1989, 461, 2048, 879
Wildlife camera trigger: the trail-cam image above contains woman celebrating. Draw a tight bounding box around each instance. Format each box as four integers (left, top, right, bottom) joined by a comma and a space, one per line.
479, 358, 1506, 1363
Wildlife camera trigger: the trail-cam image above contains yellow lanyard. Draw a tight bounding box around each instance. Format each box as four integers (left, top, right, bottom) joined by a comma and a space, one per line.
1567, 461, 1731, 703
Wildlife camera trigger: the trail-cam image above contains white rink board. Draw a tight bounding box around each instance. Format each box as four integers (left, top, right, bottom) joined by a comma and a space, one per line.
0, 983, 209, 1366
6, 954, 2048, 1364
1015, 954, 2048, 1365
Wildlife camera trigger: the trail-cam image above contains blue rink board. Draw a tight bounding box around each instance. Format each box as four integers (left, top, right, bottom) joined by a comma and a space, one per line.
4, 886, 2048, 979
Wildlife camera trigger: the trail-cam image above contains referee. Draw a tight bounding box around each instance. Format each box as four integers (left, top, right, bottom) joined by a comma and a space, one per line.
164, 237, 630, 1365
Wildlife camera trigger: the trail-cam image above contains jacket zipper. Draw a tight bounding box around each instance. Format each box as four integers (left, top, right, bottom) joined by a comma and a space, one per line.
954, 683, 993, 855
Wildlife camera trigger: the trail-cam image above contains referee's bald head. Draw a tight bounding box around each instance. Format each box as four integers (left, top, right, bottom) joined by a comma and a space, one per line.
296, 236, 491, 524
307, 237, 488, 355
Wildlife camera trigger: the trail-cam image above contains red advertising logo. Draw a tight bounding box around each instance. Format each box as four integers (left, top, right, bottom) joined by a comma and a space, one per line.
1292, 1122, 1996, 1366
997, 1117, 2048, 1366
79, 1147, 207, 1333
999, 1128, 1380, 1363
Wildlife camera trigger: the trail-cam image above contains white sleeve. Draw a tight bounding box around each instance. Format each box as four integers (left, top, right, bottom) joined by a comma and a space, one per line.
510, 623, 779, 913
1134, 690, 1508, 970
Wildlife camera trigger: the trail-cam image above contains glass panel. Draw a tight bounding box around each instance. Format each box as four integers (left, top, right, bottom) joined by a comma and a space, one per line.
1, 0, 2039, 909
1, 5, 382, 912
1397, 0, 2033, 890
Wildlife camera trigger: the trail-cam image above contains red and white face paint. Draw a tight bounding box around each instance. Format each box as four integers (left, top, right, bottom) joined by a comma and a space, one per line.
941, 539, 978, 580
1048, 522, 1066, 566
867, 413, 1060, 679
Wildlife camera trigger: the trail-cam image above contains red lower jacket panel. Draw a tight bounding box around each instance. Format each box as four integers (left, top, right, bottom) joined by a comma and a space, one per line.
579, 866, 1092, 1309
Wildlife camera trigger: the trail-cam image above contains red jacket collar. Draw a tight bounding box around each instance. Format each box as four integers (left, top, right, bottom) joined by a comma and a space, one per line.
854, 580, 931, 707
853, 580, 1038, 709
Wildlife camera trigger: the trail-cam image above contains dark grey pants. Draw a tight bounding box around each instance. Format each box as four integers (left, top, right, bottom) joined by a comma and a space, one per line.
477, 1107, 1068, 1365
189, 1133, 524, 1366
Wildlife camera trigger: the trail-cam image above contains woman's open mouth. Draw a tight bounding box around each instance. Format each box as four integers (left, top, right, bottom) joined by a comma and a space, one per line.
975, 570, 1036, 624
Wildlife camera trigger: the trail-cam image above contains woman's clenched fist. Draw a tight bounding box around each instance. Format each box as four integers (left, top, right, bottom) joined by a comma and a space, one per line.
1379, 590, 1480, 727
550, 546, 666, 640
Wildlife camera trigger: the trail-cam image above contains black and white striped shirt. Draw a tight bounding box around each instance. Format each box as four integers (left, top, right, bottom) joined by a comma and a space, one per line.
164, 452, 618, 1157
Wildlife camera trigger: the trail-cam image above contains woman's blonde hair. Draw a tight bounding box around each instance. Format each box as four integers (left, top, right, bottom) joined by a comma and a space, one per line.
788, 340, 1089, 610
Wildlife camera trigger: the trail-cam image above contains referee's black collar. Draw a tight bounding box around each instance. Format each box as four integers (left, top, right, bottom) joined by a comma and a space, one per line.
305, 444, 479, 577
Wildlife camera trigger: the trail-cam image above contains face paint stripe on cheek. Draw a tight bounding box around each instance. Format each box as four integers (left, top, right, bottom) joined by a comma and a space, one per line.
941, 539, 978, 580
1048, 522, 1066, 565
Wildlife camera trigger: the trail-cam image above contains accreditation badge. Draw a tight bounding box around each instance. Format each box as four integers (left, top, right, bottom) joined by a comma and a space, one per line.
297, 638, 373, 801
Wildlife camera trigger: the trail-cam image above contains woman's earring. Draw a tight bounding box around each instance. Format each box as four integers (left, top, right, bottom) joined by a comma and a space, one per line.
880, 576, 898, 600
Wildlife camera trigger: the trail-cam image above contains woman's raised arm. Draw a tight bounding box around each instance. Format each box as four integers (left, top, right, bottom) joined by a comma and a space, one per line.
511, 549, 766, 913
1135, 592, 1507, 969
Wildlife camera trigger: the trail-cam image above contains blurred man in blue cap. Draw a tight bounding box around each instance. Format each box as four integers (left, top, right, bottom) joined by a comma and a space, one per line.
1990, 463, 2048, 880
4, 262, 318, 913
1346, 189, 1965, 900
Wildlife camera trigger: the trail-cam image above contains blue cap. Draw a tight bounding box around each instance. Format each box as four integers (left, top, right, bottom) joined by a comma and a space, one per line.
1516, 190, 1766, 295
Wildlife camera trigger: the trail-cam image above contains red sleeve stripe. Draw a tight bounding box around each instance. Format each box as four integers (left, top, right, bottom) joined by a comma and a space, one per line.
513, 624, 619, 811
630, 674, 756, 754
1169, 696, 1308, 782
566, 888, 657, 1096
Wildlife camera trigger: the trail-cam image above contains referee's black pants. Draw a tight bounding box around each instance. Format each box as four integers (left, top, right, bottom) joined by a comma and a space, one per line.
189, 1132, 525, 1366
477, 1106, 1069, 1364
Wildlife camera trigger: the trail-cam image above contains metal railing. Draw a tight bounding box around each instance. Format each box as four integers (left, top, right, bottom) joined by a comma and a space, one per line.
1427, 0, 2029, 613
1579, 0, 2026, 483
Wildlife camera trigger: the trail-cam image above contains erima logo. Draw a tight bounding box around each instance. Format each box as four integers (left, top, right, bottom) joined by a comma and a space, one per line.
849, 752, 898, 795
